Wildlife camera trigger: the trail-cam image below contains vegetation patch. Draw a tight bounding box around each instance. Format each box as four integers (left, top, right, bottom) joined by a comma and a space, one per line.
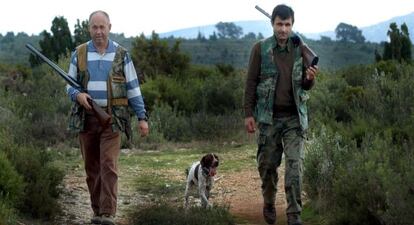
130, 203, 235, 225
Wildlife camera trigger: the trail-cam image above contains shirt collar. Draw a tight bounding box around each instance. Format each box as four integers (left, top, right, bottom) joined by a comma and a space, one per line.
87, 39, 116, 53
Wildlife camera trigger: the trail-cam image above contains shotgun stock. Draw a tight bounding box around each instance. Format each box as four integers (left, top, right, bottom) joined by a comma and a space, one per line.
26, 43, 111, 127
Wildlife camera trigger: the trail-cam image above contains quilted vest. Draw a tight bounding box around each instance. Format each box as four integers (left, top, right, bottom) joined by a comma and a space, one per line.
68, 43, 132, 137
254, 35, 309, 130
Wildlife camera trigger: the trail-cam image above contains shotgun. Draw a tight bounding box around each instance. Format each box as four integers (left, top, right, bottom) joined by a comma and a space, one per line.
26, 43, 111, 127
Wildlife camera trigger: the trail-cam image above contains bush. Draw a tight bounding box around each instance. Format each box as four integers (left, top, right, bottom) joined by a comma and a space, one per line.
130, 204, 235, 225
0, 152, 25, 206
0, 201, 17, 225
194, 74, 243, 115
305, 130, 414, 225
3, 145, 64, 219
305, 62, 414, 225
146, 103, 244, 142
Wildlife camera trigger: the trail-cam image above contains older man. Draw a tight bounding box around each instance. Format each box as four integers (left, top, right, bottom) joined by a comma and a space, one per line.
67, 10, 149, 225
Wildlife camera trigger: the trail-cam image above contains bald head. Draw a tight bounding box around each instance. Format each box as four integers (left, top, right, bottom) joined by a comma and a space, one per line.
89, 10, 110, 24
88, 10, 111, 49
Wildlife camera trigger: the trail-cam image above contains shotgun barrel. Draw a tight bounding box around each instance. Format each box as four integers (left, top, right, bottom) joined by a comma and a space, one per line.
26, 43, 111, 127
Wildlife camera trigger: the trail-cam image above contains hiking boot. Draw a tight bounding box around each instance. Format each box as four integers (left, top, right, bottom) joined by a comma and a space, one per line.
101, 214, 115, 225
91, 213, 101, 224
287, 213, 302, 225
263, 204, 276, 225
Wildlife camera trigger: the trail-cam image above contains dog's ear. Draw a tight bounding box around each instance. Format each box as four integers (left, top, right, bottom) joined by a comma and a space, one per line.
200, 154, 209, 167
213, 154, 219, 167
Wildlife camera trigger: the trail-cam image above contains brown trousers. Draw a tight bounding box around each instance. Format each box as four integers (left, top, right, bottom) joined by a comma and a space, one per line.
79, 114, 121, 216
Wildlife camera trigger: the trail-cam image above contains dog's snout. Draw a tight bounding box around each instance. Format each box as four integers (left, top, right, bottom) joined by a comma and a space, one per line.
209, 166, 217, 177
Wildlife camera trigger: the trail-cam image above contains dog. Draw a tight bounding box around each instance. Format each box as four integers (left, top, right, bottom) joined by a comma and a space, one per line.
184, 153, 219, 208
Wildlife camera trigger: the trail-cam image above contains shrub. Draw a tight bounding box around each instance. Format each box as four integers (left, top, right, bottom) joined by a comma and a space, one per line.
130, 203, 235, 225
305, 62, 414, 225
0, 201, 17, 225
4, 145, 64, 219
0, 152, 25, 206
149, 103, 192, 142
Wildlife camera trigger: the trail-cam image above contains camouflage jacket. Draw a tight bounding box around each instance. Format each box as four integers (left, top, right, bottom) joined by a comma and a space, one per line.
254, 35, 310, 130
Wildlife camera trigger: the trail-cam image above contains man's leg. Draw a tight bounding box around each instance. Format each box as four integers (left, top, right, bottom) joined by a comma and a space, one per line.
99, 125, 121, 217
257, 122, 283, 224
282, 116, 304, 225
79, 115, 102, 216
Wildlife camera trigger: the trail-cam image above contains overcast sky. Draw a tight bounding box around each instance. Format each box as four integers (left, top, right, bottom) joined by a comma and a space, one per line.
1, 0, 413, 37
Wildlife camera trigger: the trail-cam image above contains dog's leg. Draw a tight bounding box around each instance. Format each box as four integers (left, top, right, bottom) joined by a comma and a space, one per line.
198, 176, 211, 208
184, 179, 192, 209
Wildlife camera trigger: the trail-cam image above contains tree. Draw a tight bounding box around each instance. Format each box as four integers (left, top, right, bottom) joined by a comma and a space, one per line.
215, 22, 243, 39
131, 32, 190, 79
196, 31, 207, 42
0, 32, 15, 52
242, 32, 257, 40
400, 23, 412, 61
387, 23, 402, 60
209, 32, 218, 41
74, 19, 90, 46
32, 16, 74, 66
50, 16, 74, 58
335, 22, 365, 43
381, 22, 411, 62
30, 30, 53, 66
1, 32, 15, 44
320, 35, 333, 43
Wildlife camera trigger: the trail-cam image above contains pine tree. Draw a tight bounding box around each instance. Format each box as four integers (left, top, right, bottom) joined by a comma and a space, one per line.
74, 19, 90, 47
382, 22, 412, 62
31, 16, 74, 67
400, 23, 412, 61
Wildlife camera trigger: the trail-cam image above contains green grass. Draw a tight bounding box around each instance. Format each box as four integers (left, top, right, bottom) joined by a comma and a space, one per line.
301, 203, 327, 225
120, 144, 259, 225
120, 144, 257, 173
135, 173, 184, 197
129, 203, 236, 225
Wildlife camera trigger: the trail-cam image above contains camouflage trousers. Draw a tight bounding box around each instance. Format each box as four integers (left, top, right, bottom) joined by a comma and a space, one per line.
256, 115, 304, 215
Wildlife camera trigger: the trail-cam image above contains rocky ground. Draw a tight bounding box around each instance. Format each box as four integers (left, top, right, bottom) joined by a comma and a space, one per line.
52, 163, 288, 225
17, 144, 300, 225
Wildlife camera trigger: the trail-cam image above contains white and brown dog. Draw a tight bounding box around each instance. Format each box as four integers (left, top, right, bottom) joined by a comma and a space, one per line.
184, 153, 219, 208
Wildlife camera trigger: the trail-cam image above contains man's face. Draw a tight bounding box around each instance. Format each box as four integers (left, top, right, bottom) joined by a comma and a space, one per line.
89, 13, 111, 46
272, 16, 293, 43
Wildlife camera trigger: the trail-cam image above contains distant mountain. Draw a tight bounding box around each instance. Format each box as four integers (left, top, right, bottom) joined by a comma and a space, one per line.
305, 12, 414, 43
160, 20, 273, 39
160, 12, 414, 43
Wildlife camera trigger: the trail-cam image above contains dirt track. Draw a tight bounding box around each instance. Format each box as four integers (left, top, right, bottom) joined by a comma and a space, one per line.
47, 146, 294, 225
214, 167, 288, 225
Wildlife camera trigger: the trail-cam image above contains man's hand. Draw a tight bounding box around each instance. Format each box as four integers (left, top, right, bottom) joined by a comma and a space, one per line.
306, 65, 319, 81
138, 120, 149, 137
245, 116, 256, 133
76, 93, 92, 110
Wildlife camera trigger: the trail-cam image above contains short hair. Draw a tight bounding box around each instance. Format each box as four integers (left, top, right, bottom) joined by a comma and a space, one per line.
271, 4, 294, 24
89, 10, 110, 24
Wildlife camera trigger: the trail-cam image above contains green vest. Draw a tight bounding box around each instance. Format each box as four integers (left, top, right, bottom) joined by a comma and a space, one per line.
254, 35, 310, 130
68, 43, 132, 137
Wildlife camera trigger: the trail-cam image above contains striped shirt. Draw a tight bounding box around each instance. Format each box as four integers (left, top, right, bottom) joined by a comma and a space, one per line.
66, 40, 146, 119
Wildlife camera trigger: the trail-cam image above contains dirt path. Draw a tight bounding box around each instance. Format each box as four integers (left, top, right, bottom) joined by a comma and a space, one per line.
53, 151, 290, 225
54, 163, 144, 225
214, 168, 288, 225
